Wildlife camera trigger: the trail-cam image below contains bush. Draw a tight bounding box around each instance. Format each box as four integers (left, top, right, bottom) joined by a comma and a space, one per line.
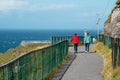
116, 0, 120, 5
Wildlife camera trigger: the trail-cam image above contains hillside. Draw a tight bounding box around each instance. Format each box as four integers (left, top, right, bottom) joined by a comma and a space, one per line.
0, 43, 50, 66
104, 0, 120, 38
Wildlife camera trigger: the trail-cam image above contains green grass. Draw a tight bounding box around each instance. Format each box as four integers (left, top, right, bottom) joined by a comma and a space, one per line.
0, 43, 50, 66
92, 42, 120, 80
112, 67, 120, 80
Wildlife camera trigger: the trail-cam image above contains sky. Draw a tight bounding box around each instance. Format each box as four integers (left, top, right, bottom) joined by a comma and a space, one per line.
0, 0, 116, 30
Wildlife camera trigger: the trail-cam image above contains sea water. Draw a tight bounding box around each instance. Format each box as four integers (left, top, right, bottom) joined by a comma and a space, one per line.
0, 29, 98, 53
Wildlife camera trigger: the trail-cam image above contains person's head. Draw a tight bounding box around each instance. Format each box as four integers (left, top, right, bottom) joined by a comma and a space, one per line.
87, 32, 89, 35
74, 33, 77, 35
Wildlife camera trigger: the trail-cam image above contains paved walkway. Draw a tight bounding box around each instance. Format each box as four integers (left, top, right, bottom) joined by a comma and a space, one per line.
61, 44, 104, 80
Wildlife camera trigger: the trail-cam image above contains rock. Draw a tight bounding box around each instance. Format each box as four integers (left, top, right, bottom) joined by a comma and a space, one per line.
104, 5, 120, 38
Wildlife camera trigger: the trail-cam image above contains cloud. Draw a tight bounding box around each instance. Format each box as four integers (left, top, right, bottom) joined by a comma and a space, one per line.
0, 0, 30, 12
78, 10, 105, 18
39, 4, 78, 10
79, 12, 97, 17
0, 0, 78, 13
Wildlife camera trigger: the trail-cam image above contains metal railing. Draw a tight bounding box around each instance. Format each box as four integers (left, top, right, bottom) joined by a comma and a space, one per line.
99, 34, 112, 48
0, 40, 68, 80
51, 36, 97, 44
99, 34, 120, 68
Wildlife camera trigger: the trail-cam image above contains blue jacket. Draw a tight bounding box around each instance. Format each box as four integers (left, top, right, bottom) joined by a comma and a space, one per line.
84, 35, 91, 43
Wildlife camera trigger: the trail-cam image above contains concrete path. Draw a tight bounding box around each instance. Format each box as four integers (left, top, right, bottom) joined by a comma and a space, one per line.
61, 44, 104, 80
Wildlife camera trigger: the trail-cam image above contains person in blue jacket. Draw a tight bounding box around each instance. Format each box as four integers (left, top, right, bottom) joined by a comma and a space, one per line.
84, 32, 91, 52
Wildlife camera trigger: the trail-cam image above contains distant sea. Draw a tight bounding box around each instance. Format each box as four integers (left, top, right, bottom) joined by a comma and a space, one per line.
0, 29, 98, 53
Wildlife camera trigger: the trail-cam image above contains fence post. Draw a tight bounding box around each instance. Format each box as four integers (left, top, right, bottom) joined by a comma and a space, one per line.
112, 38, 118, 68
118, 38, 120, 66
116, 38, 120, 66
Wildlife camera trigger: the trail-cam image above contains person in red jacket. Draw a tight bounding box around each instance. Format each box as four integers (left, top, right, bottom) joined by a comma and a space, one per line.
71, 33, 80, 53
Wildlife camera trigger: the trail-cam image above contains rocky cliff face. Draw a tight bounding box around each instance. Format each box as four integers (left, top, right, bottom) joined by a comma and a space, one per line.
104, 4, 120, 38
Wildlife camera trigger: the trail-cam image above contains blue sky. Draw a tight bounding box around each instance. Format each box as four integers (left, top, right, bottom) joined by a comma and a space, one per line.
0, 0, 116, 30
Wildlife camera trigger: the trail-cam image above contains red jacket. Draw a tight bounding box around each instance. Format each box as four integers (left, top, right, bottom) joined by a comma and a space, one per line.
71, 35, 80, 44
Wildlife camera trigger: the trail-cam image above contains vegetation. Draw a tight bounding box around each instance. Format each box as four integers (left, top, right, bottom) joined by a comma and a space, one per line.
116, 0, 120, 5
92, 42, 120, 80
0, 43, 50, 66
44, 54, 71, 80
105, 0, 120, 23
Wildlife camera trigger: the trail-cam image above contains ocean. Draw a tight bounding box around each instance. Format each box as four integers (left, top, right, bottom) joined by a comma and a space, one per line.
0, 29, 98, 53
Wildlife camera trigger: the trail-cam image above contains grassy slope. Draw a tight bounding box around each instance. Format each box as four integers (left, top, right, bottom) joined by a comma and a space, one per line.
0, 43, 50, 66
92, 42, 120, 80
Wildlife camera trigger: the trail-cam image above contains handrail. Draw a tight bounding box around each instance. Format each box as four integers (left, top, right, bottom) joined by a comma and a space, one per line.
51, 36, 97, 44
0, 40, 68, 68
0, 40, 68, 80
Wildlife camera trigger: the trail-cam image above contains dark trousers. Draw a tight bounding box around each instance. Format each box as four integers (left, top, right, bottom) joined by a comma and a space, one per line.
85, 43, 90, 52
74, 43, 78, 53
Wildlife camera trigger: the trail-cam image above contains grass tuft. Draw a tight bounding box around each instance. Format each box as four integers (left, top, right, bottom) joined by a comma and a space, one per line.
92, 42, 120, 80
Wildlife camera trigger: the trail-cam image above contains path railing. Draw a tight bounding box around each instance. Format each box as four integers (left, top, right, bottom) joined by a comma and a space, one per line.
51, 36, 97, 44
99, 34, 120, 68
0, 40, 68, 80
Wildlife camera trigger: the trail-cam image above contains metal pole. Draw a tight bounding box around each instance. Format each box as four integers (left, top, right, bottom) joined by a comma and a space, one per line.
96, 15, 100, 41
84, 27, 87, 52
98, 20, 100, 41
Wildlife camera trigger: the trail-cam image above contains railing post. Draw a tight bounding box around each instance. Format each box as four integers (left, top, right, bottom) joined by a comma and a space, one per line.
6, 66, 8, 80
116, 38, 120, 66
118, 38, 120, 66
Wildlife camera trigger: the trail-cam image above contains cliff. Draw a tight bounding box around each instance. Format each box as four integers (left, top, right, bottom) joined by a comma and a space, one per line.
104, 0, 120, 38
